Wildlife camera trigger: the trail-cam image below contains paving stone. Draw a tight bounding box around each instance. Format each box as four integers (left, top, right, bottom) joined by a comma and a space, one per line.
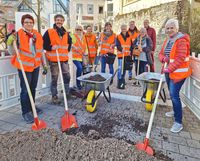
0, 122, 17, 131
178, 131, 191, 139
167, 135, 187, 146
191, 132, 200, 141
186, 139, 200, 149
179, 145, 200, 159
166, 151, 197, 161
162, 141, 179, 153
150, 139, 163, 149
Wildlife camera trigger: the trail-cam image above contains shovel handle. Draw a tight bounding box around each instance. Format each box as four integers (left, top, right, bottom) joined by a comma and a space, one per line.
56, 50, 69, 111
146, 62, 167, 139
13, 41, 38, 118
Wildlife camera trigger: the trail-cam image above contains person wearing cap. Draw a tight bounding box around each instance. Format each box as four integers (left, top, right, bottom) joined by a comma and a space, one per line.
43, 14, 72, 104
159, 19, 191, 133
11, 14, 44, 123
99, 22, 116, 75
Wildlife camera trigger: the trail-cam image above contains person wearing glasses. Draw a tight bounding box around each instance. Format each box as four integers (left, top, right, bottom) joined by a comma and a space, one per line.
159, 19, 191, 133
72, 25, 86, 90
43, 14, 72, 104
99, 22, 116, 75
11, 14, 44, 123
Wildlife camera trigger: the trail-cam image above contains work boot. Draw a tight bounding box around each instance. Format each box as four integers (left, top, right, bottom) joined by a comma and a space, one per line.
22, 112, 34, 124
36, 107, 43, 115
52, 95, 61, 104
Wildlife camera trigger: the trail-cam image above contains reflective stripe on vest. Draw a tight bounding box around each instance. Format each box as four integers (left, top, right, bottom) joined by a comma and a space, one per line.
170, 57, 189, 63
173, 68, 189, 73
16, 58, 34, 67
46, 53, 68, 57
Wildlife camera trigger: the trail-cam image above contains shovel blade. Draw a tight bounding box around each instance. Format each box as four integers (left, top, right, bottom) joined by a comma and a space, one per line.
31, 118, 47, 131
135, 142, 154, 156
61, 111, 78, 132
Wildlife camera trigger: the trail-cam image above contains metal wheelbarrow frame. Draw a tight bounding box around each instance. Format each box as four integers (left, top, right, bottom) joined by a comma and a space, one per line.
136, 72, 167, 111
77, 70, 117, 112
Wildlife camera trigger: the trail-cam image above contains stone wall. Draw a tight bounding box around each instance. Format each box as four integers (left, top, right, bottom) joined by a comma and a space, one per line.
113, 0, 200, 55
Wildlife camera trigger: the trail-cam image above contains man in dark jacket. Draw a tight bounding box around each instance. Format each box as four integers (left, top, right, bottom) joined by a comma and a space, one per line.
144, 19, 156, 72
43, 14, 72, 104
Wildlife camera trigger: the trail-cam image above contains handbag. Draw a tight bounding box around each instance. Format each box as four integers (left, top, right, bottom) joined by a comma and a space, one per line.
124, 55, 134, 70
132, 36, 142, 57
105, 53, 116, 64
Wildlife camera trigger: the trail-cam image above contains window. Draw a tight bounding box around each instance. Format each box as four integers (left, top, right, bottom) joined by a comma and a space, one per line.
87, 4, 93, 14
76, 4, 83, 14
99, 6, 103, 14
107, 3, 113, 16
18, 0, 32, 12
53, 0, 62, 13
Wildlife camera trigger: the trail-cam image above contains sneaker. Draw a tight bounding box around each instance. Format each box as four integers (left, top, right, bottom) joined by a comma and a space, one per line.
52, 95, 61, 104
22, 112, 34, 124
165, 111, 174, 117
36, 108, 43, 115
170, 122, 183, 133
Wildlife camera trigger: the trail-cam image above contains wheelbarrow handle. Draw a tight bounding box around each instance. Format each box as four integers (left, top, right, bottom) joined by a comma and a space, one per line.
110, 68, 119, 85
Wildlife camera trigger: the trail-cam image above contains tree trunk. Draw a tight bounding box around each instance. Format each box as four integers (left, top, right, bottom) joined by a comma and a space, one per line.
37, 0, 41, 33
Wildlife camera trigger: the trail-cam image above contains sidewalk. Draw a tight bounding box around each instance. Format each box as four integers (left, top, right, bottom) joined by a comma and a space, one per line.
0, 91, 200, 161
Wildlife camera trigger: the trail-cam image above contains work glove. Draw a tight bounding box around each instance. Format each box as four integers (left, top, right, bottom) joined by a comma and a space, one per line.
42, 66, 48, 75
162, 56, 169, 63
163, 68, 170, 73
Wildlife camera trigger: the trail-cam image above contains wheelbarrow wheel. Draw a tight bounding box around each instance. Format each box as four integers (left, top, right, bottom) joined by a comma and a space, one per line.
86, 90, 97, 113
146, 89, 154, 112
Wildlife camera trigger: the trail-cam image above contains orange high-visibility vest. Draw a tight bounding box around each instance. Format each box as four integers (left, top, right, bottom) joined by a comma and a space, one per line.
117, 34, 132, 58
46, 29, 69, 62
72, 34, 86, 60
161, 35, 192, 80
128, 31, 139, 42
100, 33, 116, 55
85, 34, 97, 58
11, 28, 43, 72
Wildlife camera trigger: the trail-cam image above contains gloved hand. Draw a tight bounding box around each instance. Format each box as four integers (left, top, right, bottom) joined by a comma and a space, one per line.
163, 68, 170, 73
162, 56, 169, 63
42, 66, 48, 75
51, 45, 58, 50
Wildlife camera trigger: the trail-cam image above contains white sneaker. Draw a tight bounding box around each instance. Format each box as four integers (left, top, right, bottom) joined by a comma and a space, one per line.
170, 122, 183, 133
165, 111, 174, 117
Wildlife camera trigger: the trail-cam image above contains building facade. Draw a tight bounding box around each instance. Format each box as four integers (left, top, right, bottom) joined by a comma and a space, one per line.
69, 0, 105, 32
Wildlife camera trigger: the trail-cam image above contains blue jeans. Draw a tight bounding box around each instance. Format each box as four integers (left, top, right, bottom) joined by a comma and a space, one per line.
18, 67, 40, 115
117, 58, 126, 80
135, 60, 148, 75
128, 70, 132, 78
165, 74, 185, 124
101, 56, 114, 75
73, 60, 83, 89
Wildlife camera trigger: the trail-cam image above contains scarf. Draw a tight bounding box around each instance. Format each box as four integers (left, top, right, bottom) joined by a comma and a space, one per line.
23, 28, 36, 43
53, 24, 66, 37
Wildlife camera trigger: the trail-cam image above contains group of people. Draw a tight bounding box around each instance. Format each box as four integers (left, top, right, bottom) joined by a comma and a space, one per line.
9, 13, 191, 133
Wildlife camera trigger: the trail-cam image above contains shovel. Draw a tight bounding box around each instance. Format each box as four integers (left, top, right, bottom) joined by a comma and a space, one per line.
135, 62, 167, 156
56, 50, 78, 132
13, 41, 47, 131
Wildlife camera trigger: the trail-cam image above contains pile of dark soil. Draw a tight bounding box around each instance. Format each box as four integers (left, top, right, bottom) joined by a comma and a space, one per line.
0, 129, 164, 161
84, 74, 106, 82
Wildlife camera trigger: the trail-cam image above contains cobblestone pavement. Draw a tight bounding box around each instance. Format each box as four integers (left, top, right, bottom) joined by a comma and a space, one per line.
1, 58, 200, 161
0, 91, 200, 161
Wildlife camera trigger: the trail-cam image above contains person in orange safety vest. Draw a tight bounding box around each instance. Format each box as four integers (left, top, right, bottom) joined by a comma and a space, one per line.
43, 14, 72, 104
84, 25, 98, 65
99, 22, 116, 75
11, 14, 45, 124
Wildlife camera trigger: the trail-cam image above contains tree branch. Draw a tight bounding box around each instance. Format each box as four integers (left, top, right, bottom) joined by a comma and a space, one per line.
22, 0, 38, 16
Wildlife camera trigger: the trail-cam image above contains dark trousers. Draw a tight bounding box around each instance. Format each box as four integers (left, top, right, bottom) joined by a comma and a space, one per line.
101, 56, 114, 74
165, 74, 185, 124
135, 60, 148, 75
18, 67, 39, 115
50, 61, 71, 96
73, 60, 83, 88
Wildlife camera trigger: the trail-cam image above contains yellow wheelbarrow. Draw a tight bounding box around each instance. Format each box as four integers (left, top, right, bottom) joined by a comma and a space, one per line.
136, 72, 166, 111
77, 71, 117, 113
